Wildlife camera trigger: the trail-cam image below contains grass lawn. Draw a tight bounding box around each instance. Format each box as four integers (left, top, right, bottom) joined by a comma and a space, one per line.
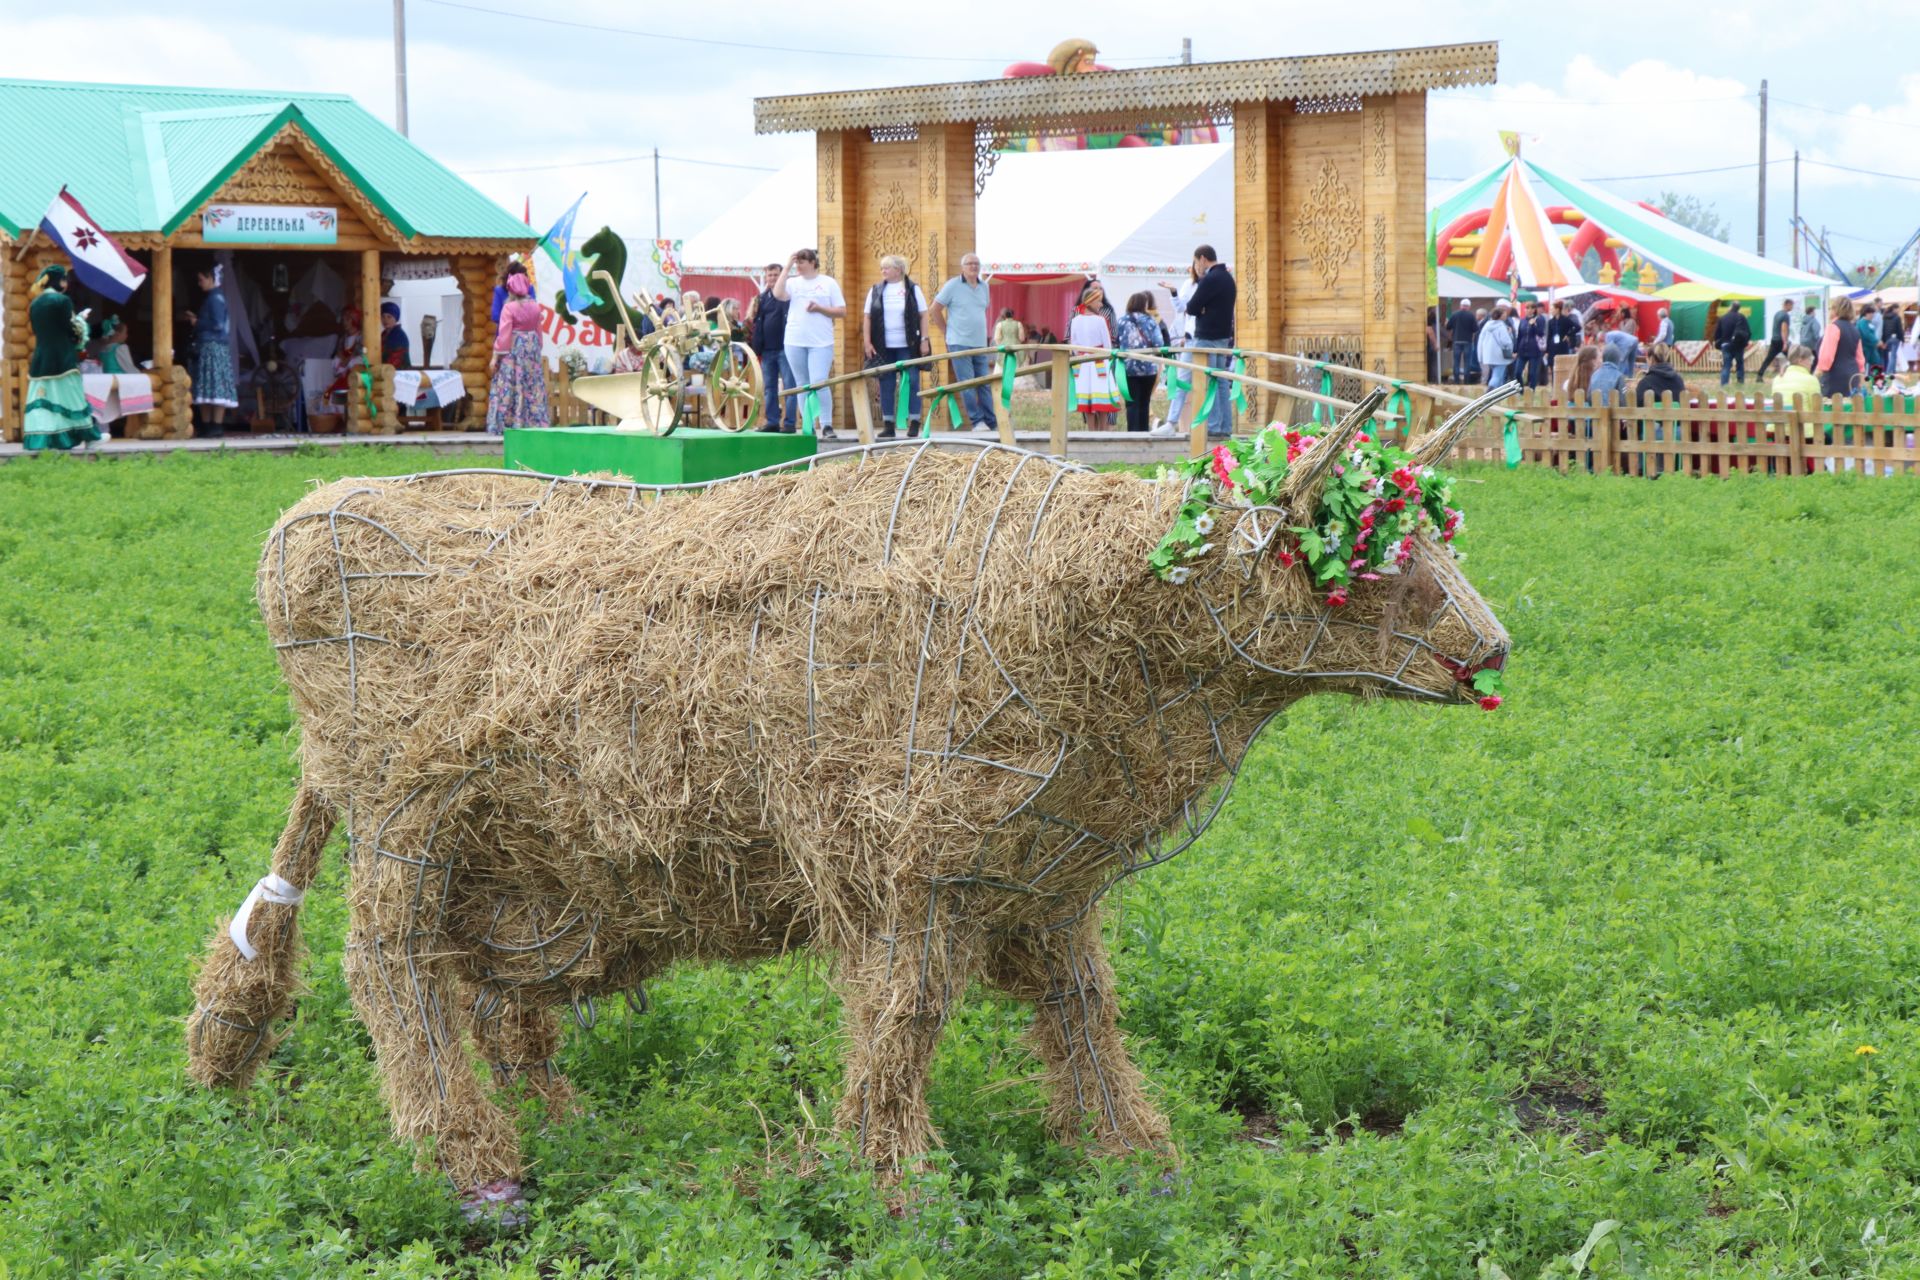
2, 447, 1918, 1278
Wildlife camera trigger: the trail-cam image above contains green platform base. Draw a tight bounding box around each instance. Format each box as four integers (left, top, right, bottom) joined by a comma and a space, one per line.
503, 425, 817, 485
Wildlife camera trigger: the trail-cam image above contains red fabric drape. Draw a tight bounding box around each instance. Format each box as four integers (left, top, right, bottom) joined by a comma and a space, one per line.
986, 277, 1085, 342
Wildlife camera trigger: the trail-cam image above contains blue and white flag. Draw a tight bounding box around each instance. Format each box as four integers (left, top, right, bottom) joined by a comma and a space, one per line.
539, 193, 598, 313
38, 188, 148, 303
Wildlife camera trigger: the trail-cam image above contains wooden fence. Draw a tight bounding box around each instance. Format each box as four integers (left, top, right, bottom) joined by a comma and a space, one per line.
1448, 387, 1920, 477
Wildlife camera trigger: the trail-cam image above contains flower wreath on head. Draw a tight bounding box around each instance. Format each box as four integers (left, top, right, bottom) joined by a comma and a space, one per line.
1149, 422, 1506, 708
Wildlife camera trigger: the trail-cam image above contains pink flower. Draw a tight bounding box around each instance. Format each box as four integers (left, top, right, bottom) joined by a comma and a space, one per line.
1385, 497, 1406, 514
1332, 465, 1345, 476
1358, 572, 1382, 582
1326, 587, 1348, 607
1356, 431, 1372, 444
1211, 445, 1236, 490
1391, 466, 1418, 493
1478, 695, 1503, 712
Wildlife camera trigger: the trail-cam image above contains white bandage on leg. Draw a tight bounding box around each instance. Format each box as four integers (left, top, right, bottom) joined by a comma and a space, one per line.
229, 873, 305, 961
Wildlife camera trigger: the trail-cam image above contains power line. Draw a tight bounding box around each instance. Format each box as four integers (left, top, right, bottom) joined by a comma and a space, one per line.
1800, 158, 1920, 184
423, 0, 1160, 63
1437, 91, 1750, 107
1770, 96, 1920, 131
1582, 159, 1787, 182
462, 151, 778, 176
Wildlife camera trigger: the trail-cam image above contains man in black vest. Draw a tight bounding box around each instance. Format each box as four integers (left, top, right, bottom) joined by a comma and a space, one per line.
861, 253, 930, 438
1185, 244, 1237, 437
746, 262, 791, 432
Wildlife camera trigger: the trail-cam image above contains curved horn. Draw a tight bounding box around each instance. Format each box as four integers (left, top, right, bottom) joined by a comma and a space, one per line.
1406, 381, 1524, 470
1279, 388, 1389, 521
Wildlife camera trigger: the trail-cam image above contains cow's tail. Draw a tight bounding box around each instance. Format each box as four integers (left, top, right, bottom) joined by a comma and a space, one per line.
186, 783, 336, 1092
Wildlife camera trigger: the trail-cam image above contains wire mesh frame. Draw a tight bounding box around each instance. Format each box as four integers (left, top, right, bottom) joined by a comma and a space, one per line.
267, 402, 1501, 1122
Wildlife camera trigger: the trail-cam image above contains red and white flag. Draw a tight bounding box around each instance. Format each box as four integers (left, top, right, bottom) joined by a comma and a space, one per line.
38, 188, 148, 303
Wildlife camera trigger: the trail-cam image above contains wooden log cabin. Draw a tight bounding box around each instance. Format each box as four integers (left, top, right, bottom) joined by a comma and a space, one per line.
0, 79, 534, 440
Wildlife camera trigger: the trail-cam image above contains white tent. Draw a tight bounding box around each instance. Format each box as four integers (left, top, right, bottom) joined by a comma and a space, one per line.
679, 143, 1233, 290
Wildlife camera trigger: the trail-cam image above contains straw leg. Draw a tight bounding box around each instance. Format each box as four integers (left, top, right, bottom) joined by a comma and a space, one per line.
474, 997, 574, 1117
984, 922, 1171, 1157
343, 789, 523, 1191
831, 895, 980, 1172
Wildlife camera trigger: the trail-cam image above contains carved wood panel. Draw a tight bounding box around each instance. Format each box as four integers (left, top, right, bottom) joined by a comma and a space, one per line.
1296, 158, 1361, 291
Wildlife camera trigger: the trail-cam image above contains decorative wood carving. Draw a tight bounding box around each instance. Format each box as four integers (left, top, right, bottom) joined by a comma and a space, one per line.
820, 136, 838, 204
973, 126, 1001, 197
1298, 159, 1361, 291
218, 151, 312, 204
922, 134, 940, 200
754, 42, 1498, 134
1237, 113, 1259, 185
823, 235, 837, 279
1241, 221, 1259, 322
1372, 214, 1388, 320
927, 231, 941, 285
1371, 108, 1388, 177
868, 183, 921, 269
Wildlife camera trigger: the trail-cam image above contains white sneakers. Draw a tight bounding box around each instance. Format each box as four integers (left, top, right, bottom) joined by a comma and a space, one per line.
1146, 420, 1179, 437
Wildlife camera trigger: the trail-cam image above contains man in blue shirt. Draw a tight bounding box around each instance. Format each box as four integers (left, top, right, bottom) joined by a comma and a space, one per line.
929, 253, 996, 433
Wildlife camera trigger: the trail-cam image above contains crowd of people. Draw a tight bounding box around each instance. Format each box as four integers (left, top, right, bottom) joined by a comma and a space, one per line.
1440, 291, 1918, 402
727, 243, 1240, 439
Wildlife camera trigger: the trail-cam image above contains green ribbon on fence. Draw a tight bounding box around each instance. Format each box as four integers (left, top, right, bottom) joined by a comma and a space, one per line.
1228, 349, 1250, 415
1000, 346, 1017, 408
801, 387, 821, 433
927, 387, 962, 429
1502, 409, 1522, 468
1164, 348, 1191, 394
1308, 361, 1334, 426
1111, 349, 1131, 402
1195, 374, 1219, 424
1384, 379, 1412, 438
892, 361, 911, 428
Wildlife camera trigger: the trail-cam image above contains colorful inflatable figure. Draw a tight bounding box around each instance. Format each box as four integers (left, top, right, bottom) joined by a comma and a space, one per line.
998, 38, 1220, 152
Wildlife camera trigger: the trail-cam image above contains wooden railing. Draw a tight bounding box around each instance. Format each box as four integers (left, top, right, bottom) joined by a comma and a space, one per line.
1449, 387, 1919, 476
776, 343, 1523, 458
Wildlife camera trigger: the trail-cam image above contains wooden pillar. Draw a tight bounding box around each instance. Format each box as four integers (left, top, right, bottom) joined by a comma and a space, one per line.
455, 254, 498, 429
2, 246, 26, 441
356, 248, 382, 433
152, 245, 174, 368
1234, 101, 1286, 423
1048, 349, 1071, 456
816, 130, 857, 430
1360, 92, 1428, 385
917, 122, 977, 347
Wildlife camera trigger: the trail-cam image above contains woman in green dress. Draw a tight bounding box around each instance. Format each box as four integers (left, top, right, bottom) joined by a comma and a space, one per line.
23, 264, 100, 452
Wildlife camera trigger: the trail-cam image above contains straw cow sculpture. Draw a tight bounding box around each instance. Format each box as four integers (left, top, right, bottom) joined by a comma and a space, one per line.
187, 390, 1511, 1216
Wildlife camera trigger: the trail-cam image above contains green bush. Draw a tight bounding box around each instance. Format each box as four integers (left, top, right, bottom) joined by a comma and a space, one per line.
2, 448, 1916, 1277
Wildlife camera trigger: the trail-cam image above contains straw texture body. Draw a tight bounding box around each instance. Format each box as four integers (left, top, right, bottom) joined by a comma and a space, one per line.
186, 441, 1506, 1191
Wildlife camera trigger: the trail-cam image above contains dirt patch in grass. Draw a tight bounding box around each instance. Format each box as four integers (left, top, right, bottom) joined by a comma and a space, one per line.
1515, 1078, 1606, 1149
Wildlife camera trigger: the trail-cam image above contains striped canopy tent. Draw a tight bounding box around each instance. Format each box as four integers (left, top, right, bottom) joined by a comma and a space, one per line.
1432, 156, 1835, 296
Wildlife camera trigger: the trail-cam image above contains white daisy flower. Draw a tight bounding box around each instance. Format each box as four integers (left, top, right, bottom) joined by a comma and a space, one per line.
1193, 511, 1215, 536
1167, 565, 1192, 585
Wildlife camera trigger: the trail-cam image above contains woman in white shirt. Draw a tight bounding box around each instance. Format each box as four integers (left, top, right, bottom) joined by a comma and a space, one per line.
860, 253, 931, 438
772, 247, 847, 436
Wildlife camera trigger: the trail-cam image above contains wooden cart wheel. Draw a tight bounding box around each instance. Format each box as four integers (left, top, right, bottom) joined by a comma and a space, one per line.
636, 343, 685, 435
704, 342, 766, 432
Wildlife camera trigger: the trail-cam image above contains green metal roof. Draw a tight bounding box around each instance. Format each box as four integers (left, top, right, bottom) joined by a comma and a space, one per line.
0, 78, 531, 243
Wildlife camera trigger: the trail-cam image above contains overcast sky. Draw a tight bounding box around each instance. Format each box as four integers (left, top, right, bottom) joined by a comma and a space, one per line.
4, 1, 1917, 276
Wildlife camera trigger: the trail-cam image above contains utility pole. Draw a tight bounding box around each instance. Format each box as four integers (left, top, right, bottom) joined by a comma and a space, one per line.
393, 0, 409, 136
1181, 38, 1192, 64
653, 148, 662, 242
1791, 150, 1800, 269
1755, 79, 1767, 257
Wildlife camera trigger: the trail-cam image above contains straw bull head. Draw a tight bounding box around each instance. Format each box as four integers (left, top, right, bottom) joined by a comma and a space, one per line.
1181, 386, 1517, 706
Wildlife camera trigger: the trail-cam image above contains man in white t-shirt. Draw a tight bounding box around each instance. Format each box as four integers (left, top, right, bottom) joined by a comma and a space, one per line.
772, 247, 847, 436
860, 253, 931, 439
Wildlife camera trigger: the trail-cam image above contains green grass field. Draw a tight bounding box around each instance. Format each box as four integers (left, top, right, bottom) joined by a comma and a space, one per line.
2, 447, 1918, 1278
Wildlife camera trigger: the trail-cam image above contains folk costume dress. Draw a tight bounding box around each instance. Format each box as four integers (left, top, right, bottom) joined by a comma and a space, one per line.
487, 297, 551, 435
23, 279, 100, 451
192, 282, 239, 409
1068, 306, 1120, 416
